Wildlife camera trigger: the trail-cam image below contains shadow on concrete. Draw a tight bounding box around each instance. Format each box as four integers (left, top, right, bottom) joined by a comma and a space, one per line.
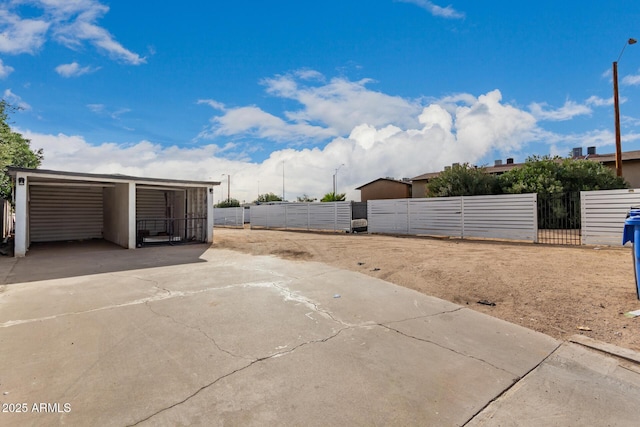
1, 239, 210, 285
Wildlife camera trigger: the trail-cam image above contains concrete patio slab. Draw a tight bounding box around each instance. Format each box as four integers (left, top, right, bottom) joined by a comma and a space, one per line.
0, 245, 639, 426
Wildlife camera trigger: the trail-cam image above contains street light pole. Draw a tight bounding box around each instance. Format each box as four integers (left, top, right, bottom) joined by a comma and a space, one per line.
221, 174, 230, 202
334, 164, 344, 195
282, 161, 285, 202
613, 38, 637, 177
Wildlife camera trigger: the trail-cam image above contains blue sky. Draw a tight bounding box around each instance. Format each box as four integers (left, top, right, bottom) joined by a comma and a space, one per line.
2, 0, 640, 202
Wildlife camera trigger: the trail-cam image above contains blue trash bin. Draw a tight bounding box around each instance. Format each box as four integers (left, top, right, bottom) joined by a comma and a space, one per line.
623, 209, 640, 300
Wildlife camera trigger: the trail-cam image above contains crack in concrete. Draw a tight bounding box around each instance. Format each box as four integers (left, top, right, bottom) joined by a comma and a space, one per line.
0, 279, 288, 328
462, 342, 564, 426
382, 307, 465, 326
126, 327, 349, 426
143, 302, 250, 361
378, 322, 517, 377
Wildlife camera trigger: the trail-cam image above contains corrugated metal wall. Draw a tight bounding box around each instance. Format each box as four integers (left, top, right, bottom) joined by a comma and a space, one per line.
462, 194, 538, 241
213, 207, 244, 227
250, 202, 352, 231
29, 186, 104, 242
409, 197, 462, 236
581, 189, 640, 245
136, 188, 169, 235
368, 194, 538, 242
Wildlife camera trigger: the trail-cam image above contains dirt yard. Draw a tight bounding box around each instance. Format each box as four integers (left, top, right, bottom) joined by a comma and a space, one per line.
214, 227, 640, 352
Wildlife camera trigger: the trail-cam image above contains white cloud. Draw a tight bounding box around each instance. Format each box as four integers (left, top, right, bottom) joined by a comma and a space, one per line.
197, 99, 226, 111
55, 61, 98, 77
397, 0, 465, 19
528, 100, 592, 121
0, 1, 144, 65
0, 59, 14, 78
622, 74, 640, 86
205, 105, 338, 143
86, 103, 130, 119
22, 88, 545, 203
0, 8, 50, 54
586, 96, 613, 107
201, 71, 422, 142
3, 89, 31, 110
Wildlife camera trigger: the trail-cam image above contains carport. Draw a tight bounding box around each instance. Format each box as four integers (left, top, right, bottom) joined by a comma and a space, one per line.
8, 167, 218, 257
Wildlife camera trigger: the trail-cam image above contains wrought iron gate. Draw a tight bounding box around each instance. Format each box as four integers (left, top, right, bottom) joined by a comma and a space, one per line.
537, 192, 581, 245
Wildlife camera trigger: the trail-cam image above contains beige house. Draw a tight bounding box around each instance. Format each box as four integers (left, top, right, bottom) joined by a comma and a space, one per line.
356, 178, 412, 202
576, 149, 640, 188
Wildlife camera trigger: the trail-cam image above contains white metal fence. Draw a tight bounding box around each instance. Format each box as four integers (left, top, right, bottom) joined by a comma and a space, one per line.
251, 202, 352, 232
213, 207, 245, 228
581, 189, 640, 246
368, 194, 538, 242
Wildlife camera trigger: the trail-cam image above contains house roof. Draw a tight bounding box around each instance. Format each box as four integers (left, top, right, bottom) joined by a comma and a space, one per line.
411, 161, 524, 181
355, 177, 412, 190
7, 167, 220, 187
410, 150, 640, 182
576, 149, 640, 163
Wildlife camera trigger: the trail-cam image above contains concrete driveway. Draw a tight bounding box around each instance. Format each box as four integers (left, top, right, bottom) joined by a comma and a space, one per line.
1, 243, 640, 426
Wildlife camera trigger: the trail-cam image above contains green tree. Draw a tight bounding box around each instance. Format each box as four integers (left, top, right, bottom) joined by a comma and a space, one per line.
497, 155, 627, 230
426, 163, 498, 197
215, 198, 240, 208
0, 101, 43, 201
497, 155, 627, 194
296, 194, 317, 202
254, 192, 283, 203
321, 192, 346, 202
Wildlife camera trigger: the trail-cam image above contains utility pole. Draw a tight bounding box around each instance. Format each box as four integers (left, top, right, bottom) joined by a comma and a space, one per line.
613, 38, 637, 177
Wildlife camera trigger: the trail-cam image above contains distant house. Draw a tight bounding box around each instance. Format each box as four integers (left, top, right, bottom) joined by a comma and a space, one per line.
356, 178, 412, 202
573, 148, 640, 188
411, 147, 640, 198
411, 158, 518, 198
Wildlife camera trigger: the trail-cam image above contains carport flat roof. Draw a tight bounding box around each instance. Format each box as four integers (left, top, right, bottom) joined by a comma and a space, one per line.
8, 167, 220, 187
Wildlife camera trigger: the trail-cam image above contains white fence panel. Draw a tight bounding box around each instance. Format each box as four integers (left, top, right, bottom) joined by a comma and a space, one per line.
213, 207, 244, 227
251, 204, 286, 228
581, 189, 640, 245
408, 197, 462, 236
250, 202, 351, 231
368, 199, 410, 234
462, 194, 538, 241
369, 194, 537, 241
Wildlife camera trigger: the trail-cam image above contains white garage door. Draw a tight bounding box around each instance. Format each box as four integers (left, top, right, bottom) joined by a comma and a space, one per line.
29, 186, 104, 243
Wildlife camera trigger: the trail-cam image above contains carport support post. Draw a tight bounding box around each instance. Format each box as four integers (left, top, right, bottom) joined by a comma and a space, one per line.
127, 182, 136, 249
14, 172, 28, 257
207, 186, 214, 243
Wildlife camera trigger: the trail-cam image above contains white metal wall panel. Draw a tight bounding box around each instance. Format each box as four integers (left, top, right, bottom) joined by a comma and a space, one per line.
136, 188, 168, 235
367, 199, 410, 234
29, 186, 104, 242
250, 202, 351, 231
581, 189, 640, 245
462, 194, 538, 241
251, 204, 286, 228
407, 197, 462, 236
309, 202, 351, 231
368, 194, 536, 241
214, 207, 244, 227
